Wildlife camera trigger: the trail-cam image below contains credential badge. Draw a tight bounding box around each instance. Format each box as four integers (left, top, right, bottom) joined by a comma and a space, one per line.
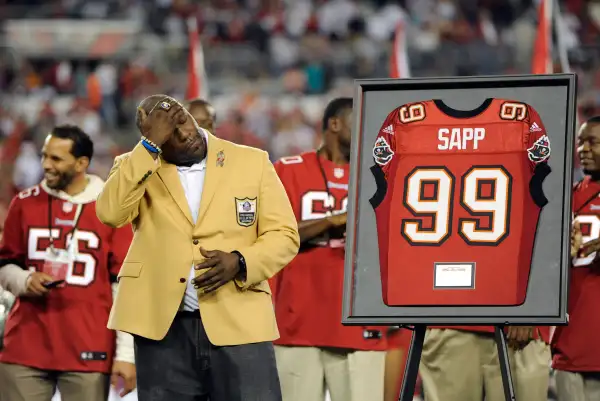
235, 197, 257, 227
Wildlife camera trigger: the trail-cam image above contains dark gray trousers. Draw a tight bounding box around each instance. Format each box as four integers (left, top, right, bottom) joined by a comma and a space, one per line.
134, 311, 282, 401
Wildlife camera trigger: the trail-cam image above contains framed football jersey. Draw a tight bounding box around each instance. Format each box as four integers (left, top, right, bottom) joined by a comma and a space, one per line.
342, 74, 577, 326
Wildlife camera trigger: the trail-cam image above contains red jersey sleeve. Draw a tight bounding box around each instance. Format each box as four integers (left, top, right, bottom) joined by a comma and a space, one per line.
274, 156, 303, 220
524, 104, 551, 168
522, 103, 551, 206
0, 195, 26, 268
107, 224, 133, 280
271, 157, 301, 301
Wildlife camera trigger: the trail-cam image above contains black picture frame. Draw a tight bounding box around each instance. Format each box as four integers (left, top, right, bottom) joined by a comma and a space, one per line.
342, 73, 577, 326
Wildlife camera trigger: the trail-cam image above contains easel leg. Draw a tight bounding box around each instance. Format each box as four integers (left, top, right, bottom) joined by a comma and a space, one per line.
494, 326, 516, 401
399, 325, 426, 401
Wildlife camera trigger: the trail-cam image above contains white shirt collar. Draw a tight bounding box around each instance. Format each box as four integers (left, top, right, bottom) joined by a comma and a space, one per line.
177, 160, 206, 173
176, 128, 209, 173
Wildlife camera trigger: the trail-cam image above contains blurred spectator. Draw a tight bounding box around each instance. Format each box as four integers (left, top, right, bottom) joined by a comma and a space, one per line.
270, 107, 316, 160
216, 110, 266, 150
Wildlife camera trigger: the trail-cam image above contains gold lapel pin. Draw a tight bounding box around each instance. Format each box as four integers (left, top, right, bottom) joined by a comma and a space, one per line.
216, 150, 225, 167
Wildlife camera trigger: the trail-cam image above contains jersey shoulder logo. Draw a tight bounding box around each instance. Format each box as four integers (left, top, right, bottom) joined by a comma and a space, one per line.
527, 135, 551, 163
381, 125, 394, 135
373, 137, 394, 166
529, 122, 542, 132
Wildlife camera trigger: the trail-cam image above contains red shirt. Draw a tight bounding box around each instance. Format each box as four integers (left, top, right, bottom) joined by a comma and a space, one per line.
0, 183, 132, 373
271, 151, 387, 350
370, 98, 551, 307
552, 177, 600, 372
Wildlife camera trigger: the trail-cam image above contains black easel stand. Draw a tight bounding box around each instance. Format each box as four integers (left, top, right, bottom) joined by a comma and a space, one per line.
398, 325, 516, 401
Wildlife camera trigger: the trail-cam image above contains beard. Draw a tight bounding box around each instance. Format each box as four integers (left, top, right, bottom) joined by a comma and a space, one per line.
46, 170, 76, 191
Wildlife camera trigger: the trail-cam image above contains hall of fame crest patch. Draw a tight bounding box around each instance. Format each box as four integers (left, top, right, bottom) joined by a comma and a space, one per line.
235, 197, 257, 227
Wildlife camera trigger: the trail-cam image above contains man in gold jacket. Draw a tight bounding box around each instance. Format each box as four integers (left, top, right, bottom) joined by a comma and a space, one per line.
96, 95, 299, 401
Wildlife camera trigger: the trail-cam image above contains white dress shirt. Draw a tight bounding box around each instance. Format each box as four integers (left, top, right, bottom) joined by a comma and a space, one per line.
176, 130, 209, 311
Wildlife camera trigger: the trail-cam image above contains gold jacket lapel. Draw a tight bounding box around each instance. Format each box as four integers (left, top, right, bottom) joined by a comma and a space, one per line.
157, 162, 194, 225
196, 135, 225, 226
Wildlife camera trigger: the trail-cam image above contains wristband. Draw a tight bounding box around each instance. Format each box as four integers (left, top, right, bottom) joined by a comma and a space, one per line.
141, 140, 159, 153
141, 137, 162, 154
231, 251, 247, 281
142, 136, 161, 149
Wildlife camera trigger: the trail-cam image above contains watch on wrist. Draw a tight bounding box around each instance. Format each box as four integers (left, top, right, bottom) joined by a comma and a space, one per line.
231, 250, 247, 280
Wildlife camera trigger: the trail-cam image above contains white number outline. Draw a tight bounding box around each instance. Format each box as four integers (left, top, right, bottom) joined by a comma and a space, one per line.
27, 228, 100, 286
279, 155, 303, 165
402, 168, 454, 244
500, 102, 527, 121
573, 215, 600, 266
458, 167, 511, 244
301, 191, 348, 221
401, 166, 512, 246
399, 104, 426, 124
18, 185, 40, 199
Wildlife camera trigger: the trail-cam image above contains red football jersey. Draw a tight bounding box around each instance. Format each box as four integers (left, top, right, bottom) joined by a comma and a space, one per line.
552, 177, 600, 372
270, 151, 388, 350
0, 183, 132, 373
370, 98, 551, 306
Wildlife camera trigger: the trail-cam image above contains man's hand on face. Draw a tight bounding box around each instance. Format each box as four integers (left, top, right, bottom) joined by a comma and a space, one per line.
193, 248, 241, 293
137, 97, 187, 147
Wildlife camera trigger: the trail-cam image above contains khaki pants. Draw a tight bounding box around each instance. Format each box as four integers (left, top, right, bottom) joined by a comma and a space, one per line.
419, 329, 550, 401
275, 345, 386, 401
555, 370, 600, 401
0, 362, 109, 401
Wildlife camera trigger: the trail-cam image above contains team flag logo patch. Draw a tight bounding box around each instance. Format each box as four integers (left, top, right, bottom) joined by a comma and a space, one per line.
527, 135, 551, 163
373, 137, 394, 166
235, 197, 257, 227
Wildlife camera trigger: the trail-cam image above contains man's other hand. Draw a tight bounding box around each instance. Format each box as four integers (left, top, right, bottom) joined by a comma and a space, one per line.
506, 326, 534, 350
111, 361, 137, 397
194, 248, 241, 293
571, 220, 583, 258
23, 272, 55, 297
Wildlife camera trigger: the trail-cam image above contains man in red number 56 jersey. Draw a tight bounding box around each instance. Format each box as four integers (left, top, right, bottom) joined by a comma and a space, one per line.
370, 98, 551, 306
0, 126, 135, 401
